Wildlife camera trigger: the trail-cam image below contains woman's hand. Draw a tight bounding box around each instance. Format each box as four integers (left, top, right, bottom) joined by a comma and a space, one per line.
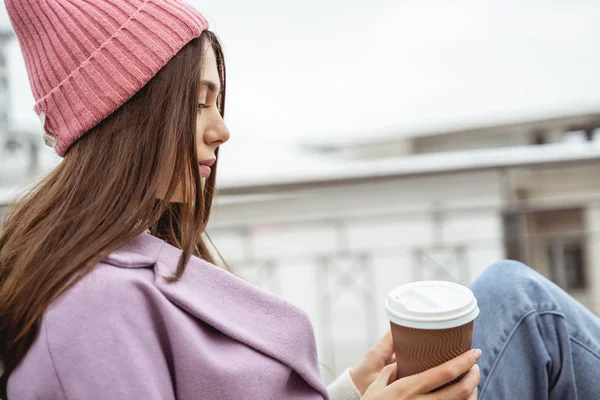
350, 331, 396, 394
362, 349, 481, 399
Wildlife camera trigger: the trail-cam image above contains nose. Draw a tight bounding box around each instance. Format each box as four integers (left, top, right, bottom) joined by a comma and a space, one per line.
204, 113, 230, 147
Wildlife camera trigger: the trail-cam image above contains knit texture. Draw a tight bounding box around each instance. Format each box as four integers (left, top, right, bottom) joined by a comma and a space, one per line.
5, 0, 209, 156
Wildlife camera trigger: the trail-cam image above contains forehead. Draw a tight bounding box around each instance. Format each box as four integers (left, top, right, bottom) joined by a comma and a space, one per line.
200, 42, 219, 82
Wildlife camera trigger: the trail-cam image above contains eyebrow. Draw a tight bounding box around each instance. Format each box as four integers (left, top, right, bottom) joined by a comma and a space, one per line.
200, 79, 220, 93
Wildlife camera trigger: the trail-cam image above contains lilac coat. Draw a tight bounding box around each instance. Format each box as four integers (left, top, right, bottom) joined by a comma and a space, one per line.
8, 232, 329, 399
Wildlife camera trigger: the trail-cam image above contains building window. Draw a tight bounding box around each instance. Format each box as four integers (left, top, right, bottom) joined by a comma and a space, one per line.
532, 130, 547, 145
547, 239, 587, 289
503, 208, 589, 291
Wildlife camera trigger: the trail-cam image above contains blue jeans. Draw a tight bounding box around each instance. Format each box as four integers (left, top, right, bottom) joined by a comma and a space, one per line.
471, 260, 600, 399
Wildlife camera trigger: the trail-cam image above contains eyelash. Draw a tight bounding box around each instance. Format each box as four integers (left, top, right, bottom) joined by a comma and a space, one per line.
198, 104, 211, 111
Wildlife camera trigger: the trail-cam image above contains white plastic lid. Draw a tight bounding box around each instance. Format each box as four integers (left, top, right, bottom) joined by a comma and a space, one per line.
386, 281, 480, 330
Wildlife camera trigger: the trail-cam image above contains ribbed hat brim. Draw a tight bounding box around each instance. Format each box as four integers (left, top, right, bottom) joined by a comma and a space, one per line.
32, 0, 208, 156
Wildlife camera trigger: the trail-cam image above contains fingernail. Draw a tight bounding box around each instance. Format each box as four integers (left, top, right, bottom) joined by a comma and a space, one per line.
473, 364, 480, 372
472, 348, 482, 360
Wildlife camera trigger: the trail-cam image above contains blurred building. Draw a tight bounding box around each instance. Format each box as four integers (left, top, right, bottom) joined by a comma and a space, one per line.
207, 112, 600, 379
0, 28, 10, 133
0, 28, 45, 188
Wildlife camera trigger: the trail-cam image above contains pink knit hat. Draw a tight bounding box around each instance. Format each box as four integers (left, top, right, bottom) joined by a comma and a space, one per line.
5, 0, 209, 157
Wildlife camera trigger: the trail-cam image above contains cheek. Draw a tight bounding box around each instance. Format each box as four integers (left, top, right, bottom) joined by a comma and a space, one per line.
196, 118, 205, 143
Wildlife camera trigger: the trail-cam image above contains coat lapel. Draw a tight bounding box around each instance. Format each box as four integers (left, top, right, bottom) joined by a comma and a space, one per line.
103, 232, 328, 398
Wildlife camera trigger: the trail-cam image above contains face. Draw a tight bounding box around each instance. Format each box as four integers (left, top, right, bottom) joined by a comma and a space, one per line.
196, 44, 230, 178
157, 41, 230, 202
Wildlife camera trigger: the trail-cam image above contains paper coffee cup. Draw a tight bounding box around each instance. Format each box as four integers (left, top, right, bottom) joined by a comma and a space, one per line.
386, 281, 480, 383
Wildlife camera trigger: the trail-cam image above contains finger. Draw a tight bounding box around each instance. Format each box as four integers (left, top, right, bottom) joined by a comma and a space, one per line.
368, 363, 397, 392
409, 348, 482, 393
372, 330, 396, 365
389, 352, 397, 364
467, 387, 478, 400
381, 329, 393, 345
377, 330, 394, 355
423, 364, 480, 400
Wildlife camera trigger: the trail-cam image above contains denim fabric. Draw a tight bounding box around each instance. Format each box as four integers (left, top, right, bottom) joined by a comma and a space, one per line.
471, 261, 600, 399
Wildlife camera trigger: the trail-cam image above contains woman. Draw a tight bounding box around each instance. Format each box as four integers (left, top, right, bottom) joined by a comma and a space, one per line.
1, 0, 599, 399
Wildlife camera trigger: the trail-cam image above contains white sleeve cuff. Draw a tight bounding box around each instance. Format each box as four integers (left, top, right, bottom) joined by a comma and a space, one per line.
327, 368, 362, 400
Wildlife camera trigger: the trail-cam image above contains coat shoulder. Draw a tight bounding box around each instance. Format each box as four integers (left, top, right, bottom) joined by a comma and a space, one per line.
47, 262, 160, 319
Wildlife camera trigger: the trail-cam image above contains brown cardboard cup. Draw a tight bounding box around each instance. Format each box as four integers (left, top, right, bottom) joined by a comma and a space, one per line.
386, 281, 479, 388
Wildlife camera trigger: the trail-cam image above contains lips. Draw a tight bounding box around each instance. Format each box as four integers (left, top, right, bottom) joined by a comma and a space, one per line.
198, 157, 216, 178
200, 158, 216, 167
199, 164, 211, 177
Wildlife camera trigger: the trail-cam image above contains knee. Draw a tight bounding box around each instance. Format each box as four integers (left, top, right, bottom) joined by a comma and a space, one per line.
470, 260, 551, 312
476, 260, 533, 287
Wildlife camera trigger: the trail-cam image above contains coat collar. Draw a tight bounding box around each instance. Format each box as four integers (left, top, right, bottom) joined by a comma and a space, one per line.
103, 232, 328, 398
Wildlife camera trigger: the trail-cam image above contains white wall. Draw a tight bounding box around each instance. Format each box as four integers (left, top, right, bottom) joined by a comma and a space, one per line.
516, 163, 600, 206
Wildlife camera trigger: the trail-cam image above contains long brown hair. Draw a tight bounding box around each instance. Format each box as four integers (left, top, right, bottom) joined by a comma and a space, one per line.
0, 30, 226, 389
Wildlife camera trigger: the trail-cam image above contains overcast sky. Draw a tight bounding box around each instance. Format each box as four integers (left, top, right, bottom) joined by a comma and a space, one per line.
2, 0, 600, 180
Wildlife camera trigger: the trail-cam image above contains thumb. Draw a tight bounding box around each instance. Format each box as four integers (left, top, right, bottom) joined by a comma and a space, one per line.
368, 363, 397, 392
